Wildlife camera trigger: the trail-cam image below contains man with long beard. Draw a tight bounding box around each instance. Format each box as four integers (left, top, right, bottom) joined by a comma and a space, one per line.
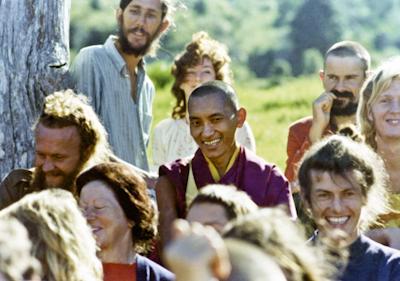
0, 90, 112, 209
71, 0, 173, 171
284, 41, 371, 192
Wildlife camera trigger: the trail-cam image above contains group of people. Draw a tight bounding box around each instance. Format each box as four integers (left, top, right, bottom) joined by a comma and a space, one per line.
1, 0, 400, 280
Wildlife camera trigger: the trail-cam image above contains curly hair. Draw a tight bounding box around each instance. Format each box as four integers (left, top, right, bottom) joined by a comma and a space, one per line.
298, 135, 389, 231
223, 208, 332, 281
171, 31, 233, 119
36, 89, 111, 170
76, 162, 157, 254
357, 56, 400, 150
0, 189, 102, 281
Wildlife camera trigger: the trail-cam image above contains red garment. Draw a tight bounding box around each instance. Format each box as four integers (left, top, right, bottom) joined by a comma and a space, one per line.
284, 116, 332, 182
103, 263, 137, 281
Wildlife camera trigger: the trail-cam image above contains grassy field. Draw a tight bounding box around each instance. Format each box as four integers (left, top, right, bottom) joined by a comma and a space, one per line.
148, 76, 322, 172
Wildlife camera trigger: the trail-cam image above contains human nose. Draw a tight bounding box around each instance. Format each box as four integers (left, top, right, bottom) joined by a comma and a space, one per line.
202, 122, 214, 137
334, 79, 346, 92
41, 158, 55, 172
389, 99, 400, 112
332, 196, 344, 213
82, 207, 96, 220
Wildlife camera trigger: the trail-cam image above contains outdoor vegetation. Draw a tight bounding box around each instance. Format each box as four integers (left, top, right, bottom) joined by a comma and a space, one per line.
71, 0, 400, 170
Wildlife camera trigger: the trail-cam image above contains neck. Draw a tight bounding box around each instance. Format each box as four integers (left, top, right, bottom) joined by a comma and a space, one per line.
212, 144, 238, 177
100, 236, 136, 264
115, 41, 142, 75
331, 114, 356, 129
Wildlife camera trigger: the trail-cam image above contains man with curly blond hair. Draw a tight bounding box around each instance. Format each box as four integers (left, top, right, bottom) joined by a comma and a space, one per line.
0, 89, 129, 209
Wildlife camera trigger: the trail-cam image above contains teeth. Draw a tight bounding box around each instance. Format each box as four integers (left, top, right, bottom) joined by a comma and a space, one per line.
327, 216, 349, 225
203, 138, 221, 145
387, 119, 400, 124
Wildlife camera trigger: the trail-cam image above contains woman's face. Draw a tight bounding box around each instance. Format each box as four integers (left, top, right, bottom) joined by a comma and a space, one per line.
79, 180, 132, 251
369, 79, 400, 141
179, 57, 216, 102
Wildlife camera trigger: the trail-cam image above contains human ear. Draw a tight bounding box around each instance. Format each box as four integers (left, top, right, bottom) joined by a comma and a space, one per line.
236, 108, 246, 128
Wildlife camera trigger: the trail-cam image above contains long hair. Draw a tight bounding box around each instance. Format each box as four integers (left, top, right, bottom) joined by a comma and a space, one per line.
171, 31, 233, 119
357, 56, 400, 149
0, 189, 102, 281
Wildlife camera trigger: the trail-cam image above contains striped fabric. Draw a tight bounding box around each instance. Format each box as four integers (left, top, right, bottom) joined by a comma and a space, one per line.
71, 35, 154, 171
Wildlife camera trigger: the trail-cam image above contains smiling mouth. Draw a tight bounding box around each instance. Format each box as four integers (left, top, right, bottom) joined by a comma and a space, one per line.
386, 119, 400, 125
203, 138, 221, 146
326, 216, 350, 226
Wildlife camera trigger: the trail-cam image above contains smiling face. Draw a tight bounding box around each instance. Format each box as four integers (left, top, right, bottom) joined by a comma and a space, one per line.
321, 55, 366, 116
117, 0, 168, 56
34, 124, 82, 190
369, 78, 400, 141
79, 180, 132, 252
188, 93, 244, 167
308, 170, 365, 245
180, 57, 216, 102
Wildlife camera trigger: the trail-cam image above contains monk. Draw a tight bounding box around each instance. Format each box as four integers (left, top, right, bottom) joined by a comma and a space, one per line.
156, 80, 296, 247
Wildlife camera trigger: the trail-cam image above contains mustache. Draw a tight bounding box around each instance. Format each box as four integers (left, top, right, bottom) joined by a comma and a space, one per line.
331, 90, 353, 99
127, 27, 150, 37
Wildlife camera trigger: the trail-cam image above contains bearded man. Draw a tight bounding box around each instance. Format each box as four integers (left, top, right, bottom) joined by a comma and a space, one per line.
284, 41, 371, 191
71, 0, 174, 171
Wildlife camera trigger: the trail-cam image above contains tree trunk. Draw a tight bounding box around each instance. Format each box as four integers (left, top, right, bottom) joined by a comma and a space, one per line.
0, 0, 72, 179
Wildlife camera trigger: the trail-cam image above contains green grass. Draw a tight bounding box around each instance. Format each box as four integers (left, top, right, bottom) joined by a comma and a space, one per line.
148, 76, 322, 172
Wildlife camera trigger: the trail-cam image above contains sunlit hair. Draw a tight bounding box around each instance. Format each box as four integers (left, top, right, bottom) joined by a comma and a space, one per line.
223, 208, 331, 281
36, 89, 111, 170
119, 0, 179, 25
0, 217, 41, 281
358, 56, 400, 149
171, 31, 233, 119
76, 162, 157, 254
325, 40, 370, 75
189, 184, 258, 221
298, 135, 389, 231
0, 189, 102, 281
188, 80, 239, 114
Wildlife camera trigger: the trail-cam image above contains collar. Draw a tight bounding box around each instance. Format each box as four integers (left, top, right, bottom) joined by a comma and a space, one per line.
104, 35, 145, 77
204, 146, 240, 182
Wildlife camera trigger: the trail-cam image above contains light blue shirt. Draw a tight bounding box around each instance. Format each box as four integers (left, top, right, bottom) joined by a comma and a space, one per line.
70, 35, 154, 171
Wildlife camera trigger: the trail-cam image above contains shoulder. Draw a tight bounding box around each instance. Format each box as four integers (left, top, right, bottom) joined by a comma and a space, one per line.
159, 157, 191, 178
242, 147, 281, 174
75, 44, 107, 62
288, 116, 313, 131
1, 168, 33, 188
136, 255, 175, 281
361, 235, 400, 261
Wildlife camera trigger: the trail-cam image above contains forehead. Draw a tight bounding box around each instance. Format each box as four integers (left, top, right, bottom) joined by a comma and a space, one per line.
188, 93, 232, 116
309, 170, 360, 192
80, 180, 115, 201
126, 0, 162, 12
324, 55, 364, 75
187, 202, 228, 222
379, 78, 400, 96
35, 124, 81, 151
187, 57, 214, 70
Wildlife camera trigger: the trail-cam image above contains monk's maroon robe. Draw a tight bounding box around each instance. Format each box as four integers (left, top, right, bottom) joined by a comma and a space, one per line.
159, 146, 297, 218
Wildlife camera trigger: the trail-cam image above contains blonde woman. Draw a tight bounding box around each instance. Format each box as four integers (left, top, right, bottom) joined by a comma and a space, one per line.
358, 57, 400, 249
0, 189, 102, 281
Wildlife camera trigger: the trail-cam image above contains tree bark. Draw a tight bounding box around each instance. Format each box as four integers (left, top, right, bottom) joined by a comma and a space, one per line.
0, 0, 72, 179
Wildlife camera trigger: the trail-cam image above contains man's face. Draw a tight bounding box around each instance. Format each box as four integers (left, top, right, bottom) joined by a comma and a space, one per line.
189, 93, 240, 166
33, 124, 82, 190
307, 170, 365, 246
117, 0, 167, 56
321, 55, 366, 117
186, 202, 229, 233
